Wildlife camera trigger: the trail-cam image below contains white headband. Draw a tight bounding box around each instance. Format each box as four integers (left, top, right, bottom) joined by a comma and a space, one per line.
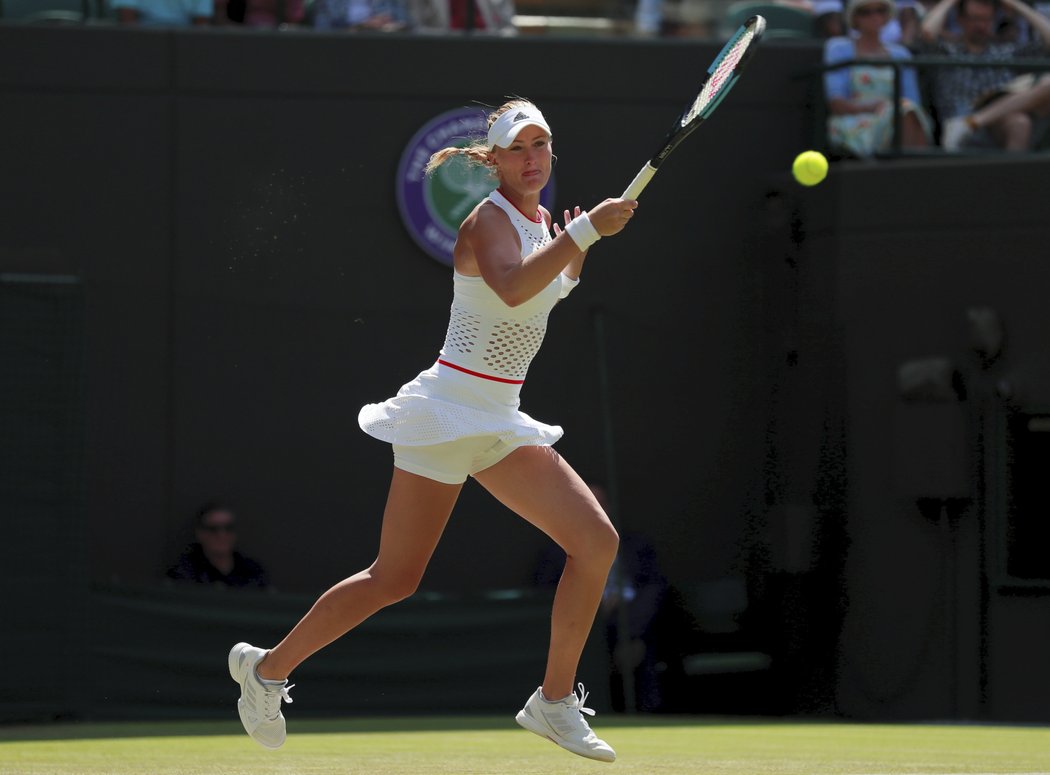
486, 104, 552, 150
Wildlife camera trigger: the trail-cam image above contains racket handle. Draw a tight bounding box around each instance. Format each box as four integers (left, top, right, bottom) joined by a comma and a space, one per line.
622, 163, 657, 200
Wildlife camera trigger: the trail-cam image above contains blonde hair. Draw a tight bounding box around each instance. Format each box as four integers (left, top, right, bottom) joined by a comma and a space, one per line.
424, 99, 540, 177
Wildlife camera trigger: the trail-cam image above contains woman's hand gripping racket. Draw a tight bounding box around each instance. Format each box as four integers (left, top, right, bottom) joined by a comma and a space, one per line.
622, 15, 766, 200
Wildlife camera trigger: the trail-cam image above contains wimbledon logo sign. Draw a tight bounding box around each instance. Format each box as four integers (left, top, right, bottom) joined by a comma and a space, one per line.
396, 106, 556, 267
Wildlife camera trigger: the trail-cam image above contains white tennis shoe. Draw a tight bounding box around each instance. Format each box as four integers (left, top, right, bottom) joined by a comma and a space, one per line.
515, 682, 616, 762
228, 642, 294, 749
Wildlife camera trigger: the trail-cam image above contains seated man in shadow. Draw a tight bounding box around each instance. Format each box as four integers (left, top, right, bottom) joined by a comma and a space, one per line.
167, 501, 270, 589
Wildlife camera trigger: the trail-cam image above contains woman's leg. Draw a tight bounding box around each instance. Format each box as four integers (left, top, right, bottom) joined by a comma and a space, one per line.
902, 111, 928, 149
473, 446, 619, 701
989, 111, 1033, 151
257, 468, 463, 680
973, 77, 1050, 128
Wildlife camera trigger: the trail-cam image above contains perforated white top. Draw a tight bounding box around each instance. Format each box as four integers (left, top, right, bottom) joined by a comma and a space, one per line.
439, 189, 577, 382
358, 189, 579, 448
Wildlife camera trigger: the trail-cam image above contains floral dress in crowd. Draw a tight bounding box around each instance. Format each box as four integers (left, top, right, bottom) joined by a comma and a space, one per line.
824, 37, 933, 157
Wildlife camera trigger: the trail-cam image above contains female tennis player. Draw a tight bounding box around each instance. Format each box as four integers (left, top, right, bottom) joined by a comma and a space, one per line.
228, 99, 637, 763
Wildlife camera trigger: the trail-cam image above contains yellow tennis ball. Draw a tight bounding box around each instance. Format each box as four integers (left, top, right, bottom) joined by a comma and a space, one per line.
792, 151, 828, 187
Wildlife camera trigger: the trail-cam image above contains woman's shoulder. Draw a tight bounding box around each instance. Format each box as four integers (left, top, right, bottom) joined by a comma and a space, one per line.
824, 36, 855, 60
463, 197, 509, 231
458, 196, 493, 229
458, 197, 517, 252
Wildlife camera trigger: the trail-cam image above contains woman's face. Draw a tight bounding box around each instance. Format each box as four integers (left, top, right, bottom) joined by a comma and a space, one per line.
852, 1, 890, 30
490, 124, 553, 195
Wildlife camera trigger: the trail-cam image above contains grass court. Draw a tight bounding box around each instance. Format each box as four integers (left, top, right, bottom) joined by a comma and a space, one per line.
3, 716, 1049, 775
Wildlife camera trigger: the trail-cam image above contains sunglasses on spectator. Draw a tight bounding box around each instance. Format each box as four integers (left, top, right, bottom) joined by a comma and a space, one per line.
201, 523, 236, 534
855, 5, 889, 15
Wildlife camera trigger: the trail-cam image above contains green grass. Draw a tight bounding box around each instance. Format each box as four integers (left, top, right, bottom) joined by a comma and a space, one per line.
2, 717, 1049, 775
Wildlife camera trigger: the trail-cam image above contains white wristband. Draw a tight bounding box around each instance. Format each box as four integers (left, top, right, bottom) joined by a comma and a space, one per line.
564, 211, 601, 252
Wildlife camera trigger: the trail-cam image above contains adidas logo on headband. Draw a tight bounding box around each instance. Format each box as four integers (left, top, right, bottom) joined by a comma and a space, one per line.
487, 104, 552, 149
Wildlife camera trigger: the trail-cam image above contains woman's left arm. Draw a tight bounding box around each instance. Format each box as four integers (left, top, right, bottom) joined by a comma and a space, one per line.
547, 206, 588, 280
893, 46, 924, 105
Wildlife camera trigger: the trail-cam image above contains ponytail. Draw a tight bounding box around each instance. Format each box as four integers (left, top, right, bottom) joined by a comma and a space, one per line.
424, 142, 492, 176
424, 99, 539, 176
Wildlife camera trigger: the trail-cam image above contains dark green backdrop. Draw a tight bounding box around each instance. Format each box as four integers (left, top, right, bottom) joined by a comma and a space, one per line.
2, 24, 1049, 723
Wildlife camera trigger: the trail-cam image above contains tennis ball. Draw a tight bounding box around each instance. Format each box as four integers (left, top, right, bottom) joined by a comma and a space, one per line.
792, 151, 828, 187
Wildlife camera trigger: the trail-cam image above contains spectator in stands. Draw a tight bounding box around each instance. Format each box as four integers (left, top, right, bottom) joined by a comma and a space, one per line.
662, 0, 719, 37
602, 529, 677, 713
824, 0, 933, 156
534, 483, 686, 713
113, 0, 212, 25
312, 0, 410, 29
167, 501, 270, 588
814, 0, 847, 39
402, 0, 515, 32
920, 0, 1050, 149
814, 0, 920, 43
950, 74, 1050, 147
214, 0, 307, 27
635, 0, 663, 35
884, 0, 921, 45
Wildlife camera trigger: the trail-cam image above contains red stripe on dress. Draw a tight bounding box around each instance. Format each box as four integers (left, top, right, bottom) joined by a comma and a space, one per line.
437, 359, 525, 384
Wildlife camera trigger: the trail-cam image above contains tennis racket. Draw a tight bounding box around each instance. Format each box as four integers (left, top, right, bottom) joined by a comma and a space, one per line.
622, 15, 766, 200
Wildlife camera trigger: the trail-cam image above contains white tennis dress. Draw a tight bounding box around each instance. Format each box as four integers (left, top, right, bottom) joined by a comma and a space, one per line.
358, 189, 579, 449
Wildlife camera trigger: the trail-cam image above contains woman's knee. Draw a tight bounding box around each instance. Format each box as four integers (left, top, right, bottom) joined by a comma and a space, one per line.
599, 520, 620, 559
1007, 112, 1033, 131
569, 518, 619, 569
903, 114, 928, 147
370, 565, 425, 605
998, 112, 1032, 148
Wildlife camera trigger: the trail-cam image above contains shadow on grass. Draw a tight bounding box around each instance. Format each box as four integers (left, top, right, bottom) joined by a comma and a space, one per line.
0, 714, 787, 742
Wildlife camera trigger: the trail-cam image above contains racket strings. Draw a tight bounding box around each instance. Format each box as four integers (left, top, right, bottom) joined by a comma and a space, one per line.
683, 27, 756, 125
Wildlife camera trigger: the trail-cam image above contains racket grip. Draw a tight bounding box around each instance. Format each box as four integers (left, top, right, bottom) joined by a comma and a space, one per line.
622, 163, 657, 200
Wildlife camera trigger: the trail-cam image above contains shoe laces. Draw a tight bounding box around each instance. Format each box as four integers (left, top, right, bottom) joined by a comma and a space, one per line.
564, 683, 603, 744
571, 683, 596, 718
261, 682, 294, 721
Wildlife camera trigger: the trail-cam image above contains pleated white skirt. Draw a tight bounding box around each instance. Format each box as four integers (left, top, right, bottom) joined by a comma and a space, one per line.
358, 360, 563, 448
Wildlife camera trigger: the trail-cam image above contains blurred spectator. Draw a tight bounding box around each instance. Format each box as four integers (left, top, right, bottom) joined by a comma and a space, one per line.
920, 0, 1050, 150
815, 0, 920, 44
312, 0, 410, 29
406, 0, 519, 31
167, 501, 270, 588
662, 0, 719, 37
215, 0, 307, 26
824, 0, 933, 156
530, 483, 691, 712
438, 0, 516, 32
814, 0, 847, 38
602, 530, 676, 712
882, 0, 920, 44
113, 0, 212, 25
946, 73, 1050, 148
635, 0, 663, 35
